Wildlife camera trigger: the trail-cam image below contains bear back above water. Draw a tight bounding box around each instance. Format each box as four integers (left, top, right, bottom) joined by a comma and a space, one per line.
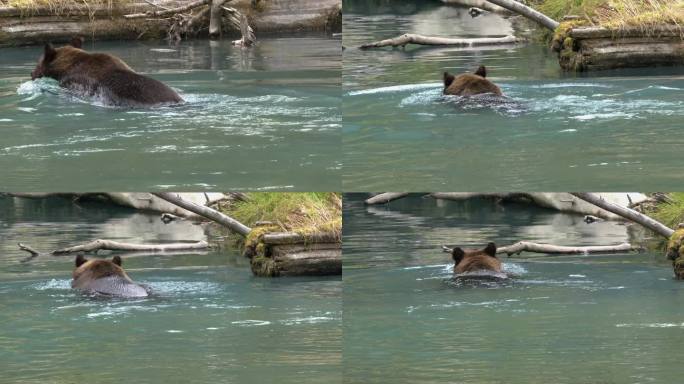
443, 65, 503, 97
451, 242, 502, 274
72, 255, 149, 297
31, 37, 183, 107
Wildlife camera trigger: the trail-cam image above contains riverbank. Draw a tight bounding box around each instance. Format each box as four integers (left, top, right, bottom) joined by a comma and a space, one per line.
0, 0, 342, 47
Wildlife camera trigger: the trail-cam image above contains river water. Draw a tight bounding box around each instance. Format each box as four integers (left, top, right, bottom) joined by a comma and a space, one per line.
343, 193, 683, 384
0, 36, 341, 191
0, 196, 341, 383
342, 1, 684, 191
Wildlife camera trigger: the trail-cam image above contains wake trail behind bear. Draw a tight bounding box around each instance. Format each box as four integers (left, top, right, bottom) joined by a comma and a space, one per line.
31, 37, 183, 108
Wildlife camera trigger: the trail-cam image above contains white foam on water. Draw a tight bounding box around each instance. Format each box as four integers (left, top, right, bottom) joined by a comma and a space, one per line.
232, 320, 271, 327
502, 263, 527, 276
529, 83, 613, 89
280, 316, 336, 325
150, 48, 177, 53
400, 88, 442, 107
616, 323, 684, 328
572, 112, 636, 121
403, 264, 445, 270
166, 329, 184, 333
148, 281, 222, 295
33, 279, 71, 290
347, 82, 441, 96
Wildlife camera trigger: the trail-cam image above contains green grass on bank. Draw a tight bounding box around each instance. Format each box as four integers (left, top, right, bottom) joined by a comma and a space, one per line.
652, 193, 684, 230
225, 192, 342, 238
536, 0, 684, 29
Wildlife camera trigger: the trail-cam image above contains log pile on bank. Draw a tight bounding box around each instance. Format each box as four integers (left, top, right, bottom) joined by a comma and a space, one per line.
245, 225, 341, 277
0, 0, 341, 47
553, 24, 684, 71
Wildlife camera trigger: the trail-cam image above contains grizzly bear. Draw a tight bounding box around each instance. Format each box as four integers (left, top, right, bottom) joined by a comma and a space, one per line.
442, 65, 503, 97
31, 37, 183, 107
451, 242, 502, 274
72, 254, 149, 297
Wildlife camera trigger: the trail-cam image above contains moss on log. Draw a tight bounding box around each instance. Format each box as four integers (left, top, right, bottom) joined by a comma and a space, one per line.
554, 25, 684, 71
666, 227, 684, 280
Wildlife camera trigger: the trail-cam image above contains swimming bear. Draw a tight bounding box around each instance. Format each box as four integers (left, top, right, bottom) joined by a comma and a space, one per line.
443, 65, 503, 97
31, 37, 183, 107
72, 254, 149, 298
451, 242, 502, 274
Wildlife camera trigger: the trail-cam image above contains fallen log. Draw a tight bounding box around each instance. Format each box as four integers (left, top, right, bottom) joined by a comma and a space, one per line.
430, 192, 648, 220
359, 34, 519, 49
557, 28, 684, 71
441, 0, 510, 14
484, 0, 559, 30
124, 0, 209, 18
18, 240, 209, 261
0, 3, 150, 17
52, 239, 209, 255
152, 192, 252, 236
441, 241, 637, 256
571, 193, 674, 238
251, 242, 341, 277
364, 193, 410, 205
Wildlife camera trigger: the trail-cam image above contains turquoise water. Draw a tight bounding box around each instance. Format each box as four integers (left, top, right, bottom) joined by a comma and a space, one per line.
0, 36, 341, 191
343, 193, 684, 383
342, 1, 684, 191
0, 196, 341, 383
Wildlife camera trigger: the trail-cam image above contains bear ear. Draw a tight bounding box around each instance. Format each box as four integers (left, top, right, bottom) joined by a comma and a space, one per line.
75, 254, 87, 267
483, 242, 497, 257
69, 37, 84, 49
475, 65, 487, 78
112, 256, 122, 266
44, 43, 57, 63
443, 72, 455, 88
452, 247, 465, 263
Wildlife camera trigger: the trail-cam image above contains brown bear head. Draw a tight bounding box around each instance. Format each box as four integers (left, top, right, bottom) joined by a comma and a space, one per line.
73, 254, 128, 282
442, 65, 503, 96
31, 37, 84, 80
451, 242, 502, 274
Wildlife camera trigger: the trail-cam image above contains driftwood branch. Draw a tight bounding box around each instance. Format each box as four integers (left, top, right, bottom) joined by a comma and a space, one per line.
52, 239, 209, 255
442, 242, 637, 256
152, 192, 252, 237
360, 34, 519, 49
18, 240, 209, 261
571, 193, 674, 238
124, 0, 209, 18
484, 0, 559, 30
365, 193, 410, 205
224, 7, 255, 47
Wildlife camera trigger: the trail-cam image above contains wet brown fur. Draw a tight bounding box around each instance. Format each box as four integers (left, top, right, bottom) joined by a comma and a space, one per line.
443, 65, 503, 96
451, 243, 502, 274
72, 255, 134, 289
31, 38, 183, 106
